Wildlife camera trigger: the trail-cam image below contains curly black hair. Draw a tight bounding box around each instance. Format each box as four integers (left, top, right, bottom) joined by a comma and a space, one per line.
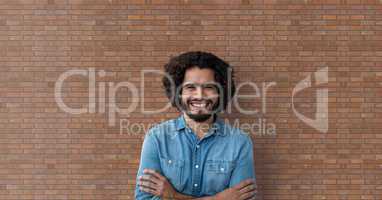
162, 51, 236, 112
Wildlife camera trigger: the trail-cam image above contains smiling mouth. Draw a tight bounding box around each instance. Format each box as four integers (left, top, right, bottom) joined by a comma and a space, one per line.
189, 101, 210, 109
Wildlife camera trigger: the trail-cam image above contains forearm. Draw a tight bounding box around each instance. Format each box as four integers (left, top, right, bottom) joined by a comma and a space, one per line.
165, 192, 214, 200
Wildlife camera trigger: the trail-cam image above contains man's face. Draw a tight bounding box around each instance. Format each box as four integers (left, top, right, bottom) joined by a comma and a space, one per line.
179, 67, 220, 122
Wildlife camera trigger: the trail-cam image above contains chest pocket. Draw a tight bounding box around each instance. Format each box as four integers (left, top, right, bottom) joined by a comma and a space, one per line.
204, 160, 235, 194
159, 157, 185, 190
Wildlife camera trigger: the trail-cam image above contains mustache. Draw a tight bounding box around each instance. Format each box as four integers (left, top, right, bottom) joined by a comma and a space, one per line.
187, 98, 213, 104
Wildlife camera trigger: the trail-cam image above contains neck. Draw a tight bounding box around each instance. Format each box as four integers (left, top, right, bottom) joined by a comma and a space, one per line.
183, 113, 215, 139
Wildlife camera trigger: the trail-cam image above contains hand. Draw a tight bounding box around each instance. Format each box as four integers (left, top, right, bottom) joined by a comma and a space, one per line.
137, 169, 178, 199
213, 179, 257, 200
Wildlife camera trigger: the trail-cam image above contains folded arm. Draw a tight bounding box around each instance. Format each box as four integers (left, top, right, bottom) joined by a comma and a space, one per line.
138, 169, 256, 200
135, 131, 257, 200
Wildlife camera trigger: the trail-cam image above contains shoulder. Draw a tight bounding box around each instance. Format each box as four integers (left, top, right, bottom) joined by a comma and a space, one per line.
146, 118, 178, 138
219, 119, 254, 146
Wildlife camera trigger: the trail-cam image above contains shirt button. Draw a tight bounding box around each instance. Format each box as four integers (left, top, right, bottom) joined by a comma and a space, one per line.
196, 145, 200, 148
195, 165, 199, 169
168, 160, 172, 164
194, 183, 198, 187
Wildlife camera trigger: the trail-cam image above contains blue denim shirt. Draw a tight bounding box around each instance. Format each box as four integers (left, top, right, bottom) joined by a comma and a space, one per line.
135, 115, 256, 199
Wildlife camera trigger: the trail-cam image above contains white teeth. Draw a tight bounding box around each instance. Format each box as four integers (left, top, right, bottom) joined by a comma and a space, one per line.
191, 102, 207, 108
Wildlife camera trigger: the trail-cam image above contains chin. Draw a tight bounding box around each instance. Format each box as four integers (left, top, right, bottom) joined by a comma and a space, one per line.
186, 111, 213, 122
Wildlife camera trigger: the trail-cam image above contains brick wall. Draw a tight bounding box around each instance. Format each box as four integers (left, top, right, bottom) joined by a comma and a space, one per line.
1, 0, 381, 199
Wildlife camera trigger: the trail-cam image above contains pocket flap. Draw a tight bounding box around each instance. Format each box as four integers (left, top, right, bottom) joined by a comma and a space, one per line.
206, 160, 234, 174
160, 157, 185, 168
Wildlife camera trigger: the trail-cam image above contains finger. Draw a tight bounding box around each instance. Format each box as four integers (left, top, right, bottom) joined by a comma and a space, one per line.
140, 185, 158, 195
144, 169, 165, 180
139, 174, 160, 185
240, 189, 257, 200
239, 183, 256, 194
234, 179, 255, 190
138, 179, 157, 190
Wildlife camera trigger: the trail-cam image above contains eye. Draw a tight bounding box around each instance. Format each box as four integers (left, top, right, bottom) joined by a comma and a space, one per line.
183, 84, 196, 91
204, 85, 215, 89
203, 84, 218, 91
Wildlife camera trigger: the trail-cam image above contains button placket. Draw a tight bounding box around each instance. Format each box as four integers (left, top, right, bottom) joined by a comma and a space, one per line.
192, 142, 202, 195
194, 144, 200, 169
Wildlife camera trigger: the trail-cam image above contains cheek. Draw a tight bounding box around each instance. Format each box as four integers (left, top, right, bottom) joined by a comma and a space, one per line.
208, 94, 219, 104
180, 94, 190, 103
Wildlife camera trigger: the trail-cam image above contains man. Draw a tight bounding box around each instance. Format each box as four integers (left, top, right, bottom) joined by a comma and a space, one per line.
135, 51, 257, 199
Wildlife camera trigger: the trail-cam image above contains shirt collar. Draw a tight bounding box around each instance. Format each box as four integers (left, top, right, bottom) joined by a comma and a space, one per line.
175, 114, 226, 137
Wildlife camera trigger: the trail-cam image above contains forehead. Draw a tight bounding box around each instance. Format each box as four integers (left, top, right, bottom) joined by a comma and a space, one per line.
183, 67, 215, 83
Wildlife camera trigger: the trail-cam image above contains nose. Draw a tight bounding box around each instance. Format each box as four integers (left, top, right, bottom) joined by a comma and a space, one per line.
194, 86, 203, 99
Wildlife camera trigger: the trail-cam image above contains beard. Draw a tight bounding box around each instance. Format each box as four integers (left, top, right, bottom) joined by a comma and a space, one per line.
179, 97, 219, 122
188, 112, 212, 122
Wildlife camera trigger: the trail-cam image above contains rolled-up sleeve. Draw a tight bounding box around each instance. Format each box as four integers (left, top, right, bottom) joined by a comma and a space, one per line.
135, 129, 162, 200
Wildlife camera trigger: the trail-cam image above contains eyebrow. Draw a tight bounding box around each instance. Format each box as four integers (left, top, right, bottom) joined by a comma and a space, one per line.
182, 82, 195, 85
182, 81, 217, 85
